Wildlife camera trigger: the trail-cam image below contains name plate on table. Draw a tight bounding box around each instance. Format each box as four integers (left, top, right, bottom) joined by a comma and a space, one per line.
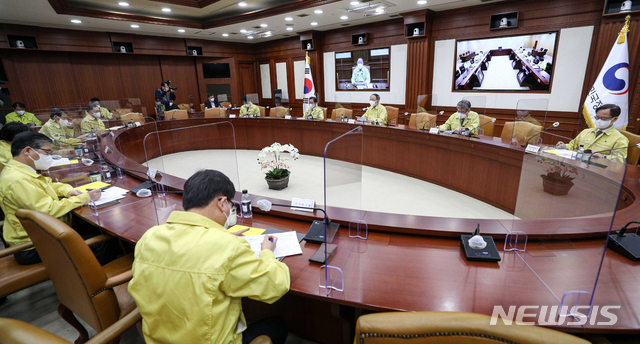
298, 117, 306, 120
285, 115, 292, 119
229, 115, 236, 118
291, 198, 315, 212
429, 127, 439, 134
348, 119, 356, 124
525, 145, 540, 153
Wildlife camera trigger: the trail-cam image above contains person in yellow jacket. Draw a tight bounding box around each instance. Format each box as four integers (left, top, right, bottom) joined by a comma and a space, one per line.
83, 98, 115, 120
556, 104, 629, 162
81, 103, 107, 134
129, 170, 290, 344
0, 131, 101, 265
5, 102, 42, 127
304, 97, 324, 120
239, 96, 261, 117
0, 122, 30, 169
40, 108, 87, 146
363, 93, 387, 125
440, 99, 480, 134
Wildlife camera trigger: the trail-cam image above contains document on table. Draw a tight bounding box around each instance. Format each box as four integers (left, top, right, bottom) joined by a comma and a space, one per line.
92, 186, 129, 206
51, 158, 79, 166
542, 148, 575, 159
243, 231, 303, 259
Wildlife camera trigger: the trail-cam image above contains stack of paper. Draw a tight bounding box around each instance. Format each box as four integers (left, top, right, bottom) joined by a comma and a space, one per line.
542, 148, 575, 159
51, 158, 79, 167
243, 231, 303, 259
93, 186, 129, 206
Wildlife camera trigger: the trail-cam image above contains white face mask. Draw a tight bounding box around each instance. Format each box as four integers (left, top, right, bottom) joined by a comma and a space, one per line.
16, 110, 25, 116
369, 101, 376, 107
594, 118, 613, 130
309, 103, 315, 109
223, 200, 237, 229
92, 111, 101, 118
458, 112, 467, 119
357, 63, 363, 67
156, 102, 161, 105
29, 150, 54, 170
209, 98, 215, 102
59, 119, 70, 127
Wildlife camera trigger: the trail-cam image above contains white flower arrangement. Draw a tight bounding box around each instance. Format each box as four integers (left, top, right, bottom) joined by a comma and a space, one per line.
257, 142, 299, 179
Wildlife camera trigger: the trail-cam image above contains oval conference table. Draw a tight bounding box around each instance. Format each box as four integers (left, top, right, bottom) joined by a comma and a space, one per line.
65, 117, 640, 339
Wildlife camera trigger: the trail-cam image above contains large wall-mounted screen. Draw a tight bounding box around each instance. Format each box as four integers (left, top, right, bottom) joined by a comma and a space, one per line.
335, 48, 390, 91
453, 31, 558, 92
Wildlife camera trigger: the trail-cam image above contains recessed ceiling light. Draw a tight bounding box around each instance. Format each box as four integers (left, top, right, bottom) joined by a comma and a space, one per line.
286, 27, 293, 31
222, 33, 229, 37
178, 29, 185, 33
260, 23, 268, 27
162, 7, 171, 12
247, 36, 254, 39
238, 1, 247, 6
240, 29, 247, 33
314, 9, 323, 14
340, 15, 348, 20
375, 7, 385, 13
350, 1, 360, 5
311, 22, 318, 26
70, 19, 82, 24
131, 24, 139, 28
417, 0, 427, 4
118, 1, 129, 6
285, 17, 293, 21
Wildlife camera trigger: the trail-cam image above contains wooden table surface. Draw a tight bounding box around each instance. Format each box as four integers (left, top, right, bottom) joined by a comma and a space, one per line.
60, 118, 640, 334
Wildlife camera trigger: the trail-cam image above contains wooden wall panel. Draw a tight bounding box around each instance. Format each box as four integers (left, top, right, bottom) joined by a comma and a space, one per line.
117, 55, 163, 113
69, 53, 125, 104
159, 56, 201, 106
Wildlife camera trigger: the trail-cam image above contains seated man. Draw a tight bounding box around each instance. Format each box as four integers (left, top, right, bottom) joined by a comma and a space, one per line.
204, 93, 221, 109
363, 93, 387, 125
239, 96, 261, 117
0, 132, 101, 265
0, 122, 30, 169
129, 170, 290, 344
440, 99, 480, 134
351, 57, 371, 87
85, 98, 115, 119
81, 103, 107, 134
556, 104, 629, 162
304, 96, 324, 120
5, 102, 42, 127
40, 108, 87, 145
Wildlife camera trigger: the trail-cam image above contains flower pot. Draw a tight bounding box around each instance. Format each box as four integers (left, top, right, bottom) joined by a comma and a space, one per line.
266, 174, 290, 190
541, 175, 574, 196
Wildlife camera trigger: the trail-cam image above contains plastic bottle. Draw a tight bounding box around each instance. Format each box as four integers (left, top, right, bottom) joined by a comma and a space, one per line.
576, 145, 584, 160
241, 189, 252, 218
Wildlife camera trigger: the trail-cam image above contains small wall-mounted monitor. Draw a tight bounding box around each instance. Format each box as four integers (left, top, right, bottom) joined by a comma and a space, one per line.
203, 63, 231, 79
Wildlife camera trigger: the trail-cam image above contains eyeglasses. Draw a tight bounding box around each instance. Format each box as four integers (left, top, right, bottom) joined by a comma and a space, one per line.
594, 116, 612, 121
36, 148, 53, 156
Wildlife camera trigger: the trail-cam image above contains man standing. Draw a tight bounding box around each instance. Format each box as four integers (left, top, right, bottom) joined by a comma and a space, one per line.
440, 99, 480, 134
40, 108, 87, 145
363, 93, 387, 125
5, 102, 41, 127
129, 170, 290, 344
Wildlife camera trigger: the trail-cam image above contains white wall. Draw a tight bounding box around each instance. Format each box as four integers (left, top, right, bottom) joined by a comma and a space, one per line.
324, 44, 407, 105
432, 26, 594, 112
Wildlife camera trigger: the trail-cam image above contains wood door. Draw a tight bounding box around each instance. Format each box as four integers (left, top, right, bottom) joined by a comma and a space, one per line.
238, 62, 257, 98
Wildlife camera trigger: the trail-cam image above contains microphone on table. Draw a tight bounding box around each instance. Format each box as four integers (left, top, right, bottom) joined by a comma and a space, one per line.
608, 221, 640, 261
466, 117, 497, 136
351, 107, 368, 123
420, 111, 445, 130
522, 122, 560, 148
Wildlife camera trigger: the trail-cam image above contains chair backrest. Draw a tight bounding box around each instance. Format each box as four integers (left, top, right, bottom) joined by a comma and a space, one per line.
269, 106, 290, 118
16, 210, 119, 333
478, 114, 496, 137
200, 103, 205, 112
619, 129, 640, 165
166, 109, 189, 120
331, 108, 353, 120
322, 107, 327, 119
258, 106, 266, 117
501, 121, 542, 144
113, 109, 132, 117
204, 107, 227, 118
221, 102, 231, 108
384, 106, 399, 125
354, 311, 590, 344
120, 113, 145, 123
408, 113, 436, 129
177, 103, 191, 111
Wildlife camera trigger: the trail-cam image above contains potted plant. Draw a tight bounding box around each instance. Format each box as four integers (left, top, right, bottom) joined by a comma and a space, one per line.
258, 142, 299, 190
538, 158, 578, 196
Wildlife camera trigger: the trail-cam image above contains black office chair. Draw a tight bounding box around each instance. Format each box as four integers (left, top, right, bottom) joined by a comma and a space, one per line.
545, 63, 553, 74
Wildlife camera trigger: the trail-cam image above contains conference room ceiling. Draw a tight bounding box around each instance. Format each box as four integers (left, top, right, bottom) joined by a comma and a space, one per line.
1, 0, 507, 43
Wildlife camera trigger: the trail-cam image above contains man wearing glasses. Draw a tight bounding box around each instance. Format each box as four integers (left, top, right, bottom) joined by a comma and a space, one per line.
556, 104, 629, 162
0, 132, 101, 265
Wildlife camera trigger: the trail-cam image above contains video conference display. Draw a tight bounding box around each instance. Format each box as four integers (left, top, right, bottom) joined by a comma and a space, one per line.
335, 48, 390, 90
454, 31, 558, 92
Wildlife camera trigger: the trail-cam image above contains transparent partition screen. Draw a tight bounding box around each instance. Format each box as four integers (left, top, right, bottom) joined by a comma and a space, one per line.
505, 138, 626, 325
414, 94, 439, 130
460, 95, 486, 117
512, 98, 549, 146
332, 94, 353, 122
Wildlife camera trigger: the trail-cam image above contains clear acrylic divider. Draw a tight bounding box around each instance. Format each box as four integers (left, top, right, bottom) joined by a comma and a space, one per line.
513, 98, 549, 147
460, 95, 487, 117
321, 126, 365, 296
504, 130, 626, 326
332, 94, 353, 122
413, 94, 439, 130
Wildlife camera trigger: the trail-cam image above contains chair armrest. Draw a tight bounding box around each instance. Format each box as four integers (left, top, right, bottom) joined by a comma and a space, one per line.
86, 308, 141, 344
104, 270, 133, 289
0, 242, 35, 258
84, 234, 112, 247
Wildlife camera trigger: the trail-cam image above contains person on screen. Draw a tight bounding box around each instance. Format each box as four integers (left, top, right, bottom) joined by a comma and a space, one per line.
204, 93, 221, 109
5, 102, 41, 127
128, 169, 290, 344
304, 97, 324, 120
351, 58, 371, 87
240, 96, 261, 117
556, 104, 628, 162
363, 94, 387, 125
440, 99, 480, 134
40, 108, 87, 145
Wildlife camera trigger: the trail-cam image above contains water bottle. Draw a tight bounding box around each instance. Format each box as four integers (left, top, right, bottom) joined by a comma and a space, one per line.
241, 189, 252, 218
101, 164, 112, 183
576, 145, 584, 161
